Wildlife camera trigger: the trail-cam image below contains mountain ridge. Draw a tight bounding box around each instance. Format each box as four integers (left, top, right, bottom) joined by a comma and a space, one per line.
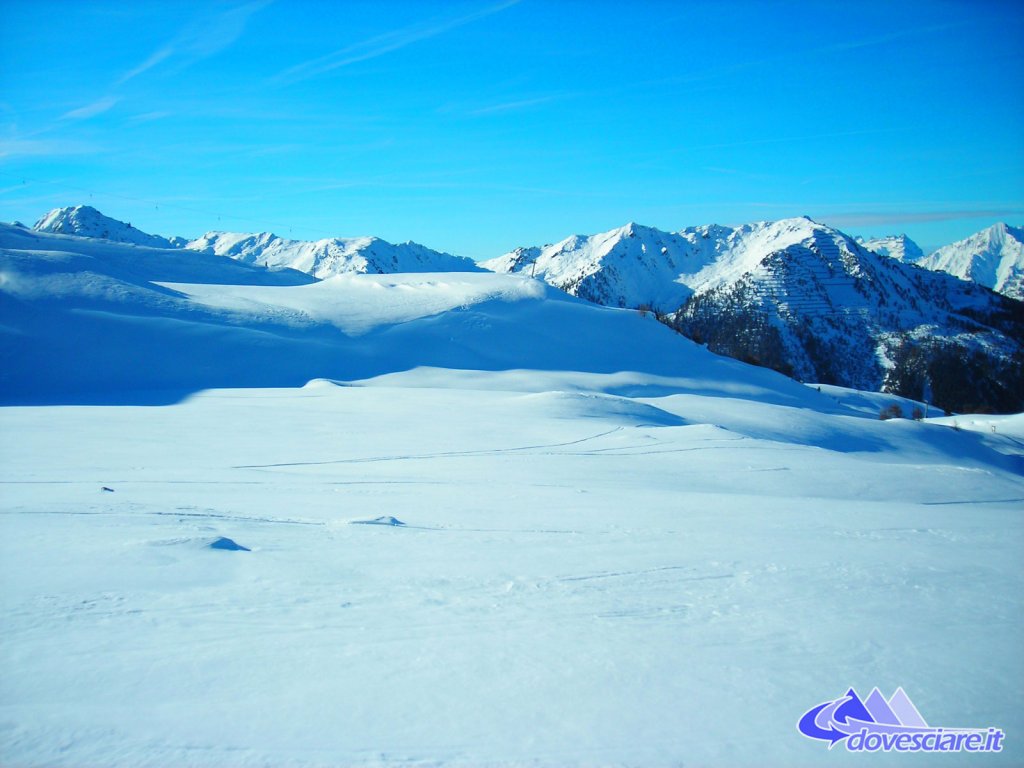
917, 222, 1024, 300
484, 217, 1023, 412
30, 206, 482, 279
188, 230, 483, 278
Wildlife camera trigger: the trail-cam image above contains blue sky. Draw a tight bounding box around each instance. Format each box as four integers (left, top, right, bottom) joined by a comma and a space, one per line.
1, 0, 1022, 258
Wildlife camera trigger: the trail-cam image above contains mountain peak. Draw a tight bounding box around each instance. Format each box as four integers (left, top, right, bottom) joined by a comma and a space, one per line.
33, 205, 183, 249
919, 222, 1024, 299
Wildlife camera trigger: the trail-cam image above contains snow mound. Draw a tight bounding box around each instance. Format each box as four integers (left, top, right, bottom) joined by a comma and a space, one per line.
161, 272, 548, 336
208, 537, 250, 551
350, 516, 406, 526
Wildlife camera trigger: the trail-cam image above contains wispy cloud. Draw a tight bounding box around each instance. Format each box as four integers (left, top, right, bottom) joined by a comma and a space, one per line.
126, 110, 173, 124
813, 23, 962, 56
61, 96, 120, 121
465, 94, 562, 117
0, 138, 101, 159
117, 0, 274, 85
821, 209, 1023, 227
118, 47, 175, 86
272, 0, 520, 86
626, 21, 965, 96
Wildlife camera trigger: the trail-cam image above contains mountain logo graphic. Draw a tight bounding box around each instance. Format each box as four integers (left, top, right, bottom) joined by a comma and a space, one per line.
797, 688, 1004, 753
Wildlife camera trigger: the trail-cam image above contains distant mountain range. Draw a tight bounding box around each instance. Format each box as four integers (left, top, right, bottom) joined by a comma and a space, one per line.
33, 206, 480, 277
32, 205, 1023, 299
484, 217, 1023, 413
21, 205, 1024, 413
858, 224, 1024, 300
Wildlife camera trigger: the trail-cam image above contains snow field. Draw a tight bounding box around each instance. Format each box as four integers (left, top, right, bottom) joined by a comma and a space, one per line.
1, 375, 1021, 766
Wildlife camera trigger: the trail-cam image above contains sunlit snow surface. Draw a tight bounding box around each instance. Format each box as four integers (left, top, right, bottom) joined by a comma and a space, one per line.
1, 226, 1023, 766
2, 375, 1022, 766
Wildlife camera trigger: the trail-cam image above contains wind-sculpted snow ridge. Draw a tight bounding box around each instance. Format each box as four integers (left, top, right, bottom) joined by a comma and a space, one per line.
33, 205, 187, 249
919, 222, 1024, 300
188, 230, 484, 278
0, 222, 825, 408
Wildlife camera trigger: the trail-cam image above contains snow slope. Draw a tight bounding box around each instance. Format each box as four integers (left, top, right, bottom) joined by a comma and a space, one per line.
189, 230, 483, 278
2, 222, 1023, 766
34, 205, 187, 249
0, 223, 815, 406
918, 222, 1024, 300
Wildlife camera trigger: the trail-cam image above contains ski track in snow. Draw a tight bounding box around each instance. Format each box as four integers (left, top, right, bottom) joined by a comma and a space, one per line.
231, 426, 628, 469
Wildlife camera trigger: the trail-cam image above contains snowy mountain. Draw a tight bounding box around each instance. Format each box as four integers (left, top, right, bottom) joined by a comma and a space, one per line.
34, 205, 187, 249
486, 217, 1024, 412
33, 206, 482, 279
917, 222, 1024, 300
856, 233, 925, 262
482, 222, 701, 310
189, 230, 483, 278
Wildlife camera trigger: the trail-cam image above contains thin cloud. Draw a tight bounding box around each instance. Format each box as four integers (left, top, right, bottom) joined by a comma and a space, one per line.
117, 0, 273, 85
821, 209, 1023, 227
126, 111, 173, 124
118, 47, 175, 85
814, 22, 962, 55
627, 21, 965, 95
272, 0, 520, 86
61, 96, 120, 121
0, 138, 101, 159
465, 95, 562, 117
646, 127, 905, 159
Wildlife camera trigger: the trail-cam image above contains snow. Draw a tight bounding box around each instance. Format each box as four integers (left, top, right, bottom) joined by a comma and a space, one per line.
484, 217, 1021, 396
160, 272, 547, 336
482, 217, 853, 310
34, 205, 183, 249
919, 222, 1024, 300
189, 230, 483, 279
2, 219, 1023, 766
856, 234, 925, 263
1, 373, 1022, 767
2, 224, 820, 405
